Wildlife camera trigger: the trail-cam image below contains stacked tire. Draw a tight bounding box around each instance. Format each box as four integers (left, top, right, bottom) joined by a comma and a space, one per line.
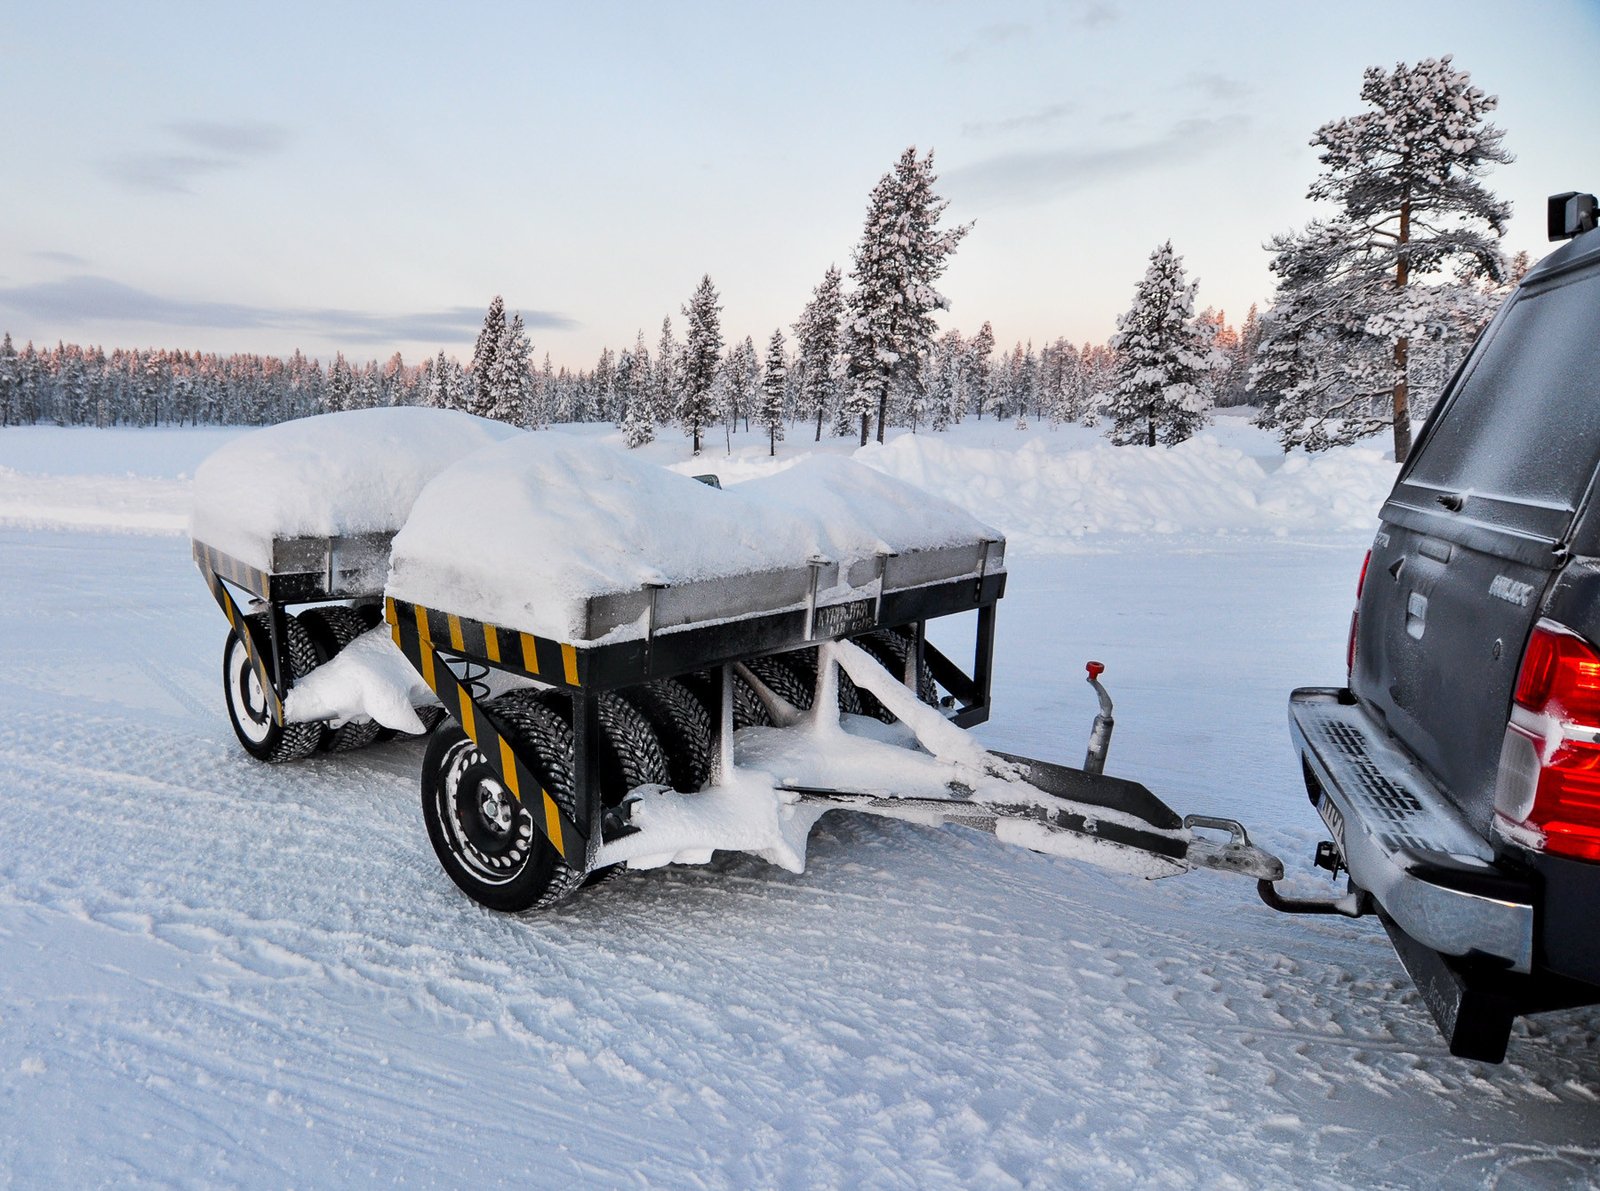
418, 626, 941, 913
222, 603, 441, 764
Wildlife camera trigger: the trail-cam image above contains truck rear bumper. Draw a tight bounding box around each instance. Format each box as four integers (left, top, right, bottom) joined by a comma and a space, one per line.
1288, 688, 1535, 974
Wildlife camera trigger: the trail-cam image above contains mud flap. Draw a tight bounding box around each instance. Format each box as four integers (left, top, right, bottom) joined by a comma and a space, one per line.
1381, 913, 1516, 1063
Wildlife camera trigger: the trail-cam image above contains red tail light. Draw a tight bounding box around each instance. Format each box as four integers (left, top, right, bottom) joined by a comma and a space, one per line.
1495, 621, 1600, 863
1346, 549, 1371, 681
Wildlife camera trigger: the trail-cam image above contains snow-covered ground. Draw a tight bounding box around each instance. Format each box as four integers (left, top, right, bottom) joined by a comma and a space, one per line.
2, 417, 1598, 1187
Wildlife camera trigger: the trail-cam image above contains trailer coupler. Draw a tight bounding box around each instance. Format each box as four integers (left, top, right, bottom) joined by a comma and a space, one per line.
1183, 815, 1283, 882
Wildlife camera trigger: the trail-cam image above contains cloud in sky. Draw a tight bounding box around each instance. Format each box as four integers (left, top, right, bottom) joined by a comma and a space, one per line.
32, 250, 89, 266
167, 120, 288, 156
0, 275, 576, 343
102, 120, 289, 194
945, 114, 1251, 208
963, 102, 1077, 139
1180, 73, 1251, 103
1070, 2, 1118, 30
945, 21, 1031, 65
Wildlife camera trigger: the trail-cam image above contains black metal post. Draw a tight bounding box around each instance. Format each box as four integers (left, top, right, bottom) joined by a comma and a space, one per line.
572, 691, 605, 876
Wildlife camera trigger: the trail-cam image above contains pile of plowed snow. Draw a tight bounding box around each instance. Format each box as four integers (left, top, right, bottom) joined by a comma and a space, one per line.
851, 432, 1396, 549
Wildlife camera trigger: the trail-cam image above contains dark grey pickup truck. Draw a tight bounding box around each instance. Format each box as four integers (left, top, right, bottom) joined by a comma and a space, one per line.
1288, 192, 1600, 1062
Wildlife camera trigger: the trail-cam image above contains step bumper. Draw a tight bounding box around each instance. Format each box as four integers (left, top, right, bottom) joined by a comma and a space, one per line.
1288, 688, 1535, 974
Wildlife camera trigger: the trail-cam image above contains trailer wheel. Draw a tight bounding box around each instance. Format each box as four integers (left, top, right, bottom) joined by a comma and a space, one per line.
519, 689, 673, 805
223, 612, 326, 762
779, 648, 868, 717
744, 654, 816, 712
854, 628, 939, 720
420, 690, 584, 913
621, 679, 714, 793
298, 606, 384, 753
679, 671, 773, 730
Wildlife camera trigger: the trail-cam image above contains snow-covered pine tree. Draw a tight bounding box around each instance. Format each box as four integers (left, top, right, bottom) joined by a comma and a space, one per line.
427, 351, 450, 408
966, 321, 994, 422
653, 317, 678, 426
352, 362, 380, 410
1041, 338, 1084, 426
1255, 56, 1511, 459
679, 275, 723, 455
466, 296, 507, 419
722, 336, 758, 443
759, 329, 787, 456
1105, 241, 1218, 447
631, 328, 651, 406
0, 333, 16, 427
325, 353, 354, 413
1223, 304, 1261, 407
619, 330, 654, 447
845, 147, 971, 445
829, 355, 855, 437
792, 265, 843, 442
495, 312, 535, 426
930, 329, 964, 431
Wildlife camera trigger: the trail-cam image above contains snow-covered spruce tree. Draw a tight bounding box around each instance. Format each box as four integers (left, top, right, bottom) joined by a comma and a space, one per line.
619, 330, 654, 447
352, 362, 380, 410
722, 336, 758, 443
792, 265, 843, 441
1105, 241, 1219, 447
493, 312, 535, 426
845, 147, 971, 445
930, 329, 964, 431
759, 329, 787, 456
1222, 305, 1261, 407
0, 333, 17, 427
679, 275, 723, 455
465, 296, 506, 419
1255, 57, 1511, 460
325, 353, 354, 413
653, 317, 679, 426
966, 320, 994, 422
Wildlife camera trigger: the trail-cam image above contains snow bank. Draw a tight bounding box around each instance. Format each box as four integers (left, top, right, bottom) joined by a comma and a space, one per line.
854, 431, 1397, 549
189, 409, 521, 569
387, 433, 997, 641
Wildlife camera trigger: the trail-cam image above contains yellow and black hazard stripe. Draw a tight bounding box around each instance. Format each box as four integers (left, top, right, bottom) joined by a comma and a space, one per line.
192, 540, 272, 601
383, 597, 584, 688
197, 556, 284, 726
386, 597, 588, 865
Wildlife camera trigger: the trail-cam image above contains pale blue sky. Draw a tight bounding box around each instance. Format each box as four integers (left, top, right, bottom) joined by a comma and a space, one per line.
3, 0, 1596, 367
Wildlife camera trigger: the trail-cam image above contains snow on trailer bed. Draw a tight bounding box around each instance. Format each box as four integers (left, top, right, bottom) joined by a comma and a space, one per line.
385, 432, 1005, 644
189, 407, 519, 593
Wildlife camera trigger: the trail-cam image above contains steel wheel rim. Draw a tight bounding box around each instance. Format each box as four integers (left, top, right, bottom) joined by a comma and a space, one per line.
227, 636, 273, 745
438, 738, 535, 885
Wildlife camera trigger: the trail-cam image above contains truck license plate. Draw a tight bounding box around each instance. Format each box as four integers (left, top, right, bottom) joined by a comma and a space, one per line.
1317, 796, 1347, 854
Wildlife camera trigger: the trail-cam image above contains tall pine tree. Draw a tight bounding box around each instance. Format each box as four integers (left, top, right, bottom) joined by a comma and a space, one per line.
759, 329, 787, 456
1255, 57, 1511, 459
467, 296, 506, 419
792, 265, 843, 442
679, 275, 723, 455
1105, 242, 1218, 447
845, 147, 971, 445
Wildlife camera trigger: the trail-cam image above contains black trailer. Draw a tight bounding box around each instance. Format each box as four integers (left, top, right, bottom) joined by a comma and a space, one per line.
196, 521, 1285, 912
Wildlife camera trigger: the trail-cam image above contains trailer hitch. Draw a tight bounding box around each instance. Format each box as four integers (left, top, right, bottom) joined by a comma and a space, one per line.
1183, 815, 1284, 882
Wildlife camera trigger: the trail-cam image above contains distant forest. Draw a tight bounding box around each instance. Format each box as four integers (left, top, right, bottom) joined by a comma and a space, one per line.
0, 308, 1262, 438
